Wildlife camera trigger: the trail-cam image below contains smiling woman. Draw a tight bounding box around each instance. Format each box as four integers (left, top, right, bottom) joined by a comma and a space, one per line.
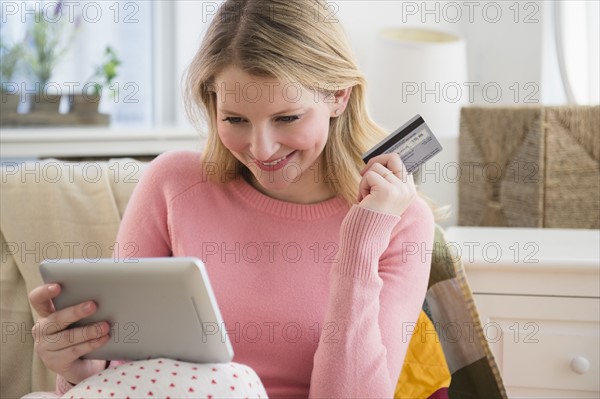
212, 66, 348, 204
185, 0, 391, 207
25, 1, 435, 398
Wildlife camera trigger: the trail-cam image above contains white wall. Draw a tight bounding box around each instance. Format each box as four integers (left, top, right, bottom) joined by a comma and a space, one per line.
338, 0, 546, 113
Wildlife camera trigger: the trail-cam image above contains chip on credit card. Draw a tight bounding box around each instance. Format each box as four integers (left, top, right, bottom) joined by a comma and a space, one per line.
362, 114, 443, 174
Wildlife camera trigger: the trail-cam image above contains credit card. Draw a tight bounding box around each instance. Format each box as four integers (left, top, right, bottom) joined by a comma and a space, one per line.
362, 114, 443, 174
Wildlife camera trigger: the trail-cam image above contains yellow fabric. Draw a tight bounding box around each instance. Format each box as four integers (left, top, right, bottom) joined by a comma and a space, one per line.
395, 310, 451, 399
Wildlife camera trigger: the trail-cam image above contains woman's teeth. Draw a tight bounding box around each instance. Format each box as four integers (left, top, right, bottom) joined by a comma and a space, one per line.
258, 153, 292, 166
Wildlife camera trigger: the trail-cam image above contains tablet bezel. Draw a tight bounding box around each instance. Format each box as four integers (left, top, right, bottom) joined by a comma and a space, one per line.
39, 257, 234, 364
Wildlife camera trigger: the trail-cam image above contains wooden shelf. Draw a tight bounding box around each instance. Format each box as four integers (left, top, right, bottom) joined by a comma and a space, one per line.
0, 126, 204, 159
0, 111, 110, 127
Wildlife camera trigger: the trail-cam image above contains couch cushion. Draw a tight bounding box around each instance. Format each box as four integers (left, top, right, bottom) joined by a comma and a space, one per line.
0, 158, 145, 397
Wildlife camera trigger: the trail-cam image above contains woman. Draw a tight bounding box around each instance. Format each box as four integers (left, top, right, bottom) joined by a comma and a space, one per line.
28, 0, 434, 397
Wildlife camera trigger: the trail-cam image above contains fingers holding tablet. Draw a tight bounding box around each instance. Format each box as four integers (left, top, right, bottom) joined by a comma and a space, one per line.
30, 285, 111, 351
28, 283, 110, 384
28, 283, 60, 318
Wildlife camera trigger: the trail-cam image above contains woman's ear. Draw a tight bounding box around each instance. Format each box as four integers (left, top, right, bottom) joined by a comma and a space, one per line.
329, 86, 353, 117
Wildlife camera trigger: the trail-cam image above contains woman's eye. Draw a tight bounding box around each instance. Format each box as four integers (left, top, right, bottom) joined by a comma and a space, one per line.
277, 115, 300, 123
221, 115, 300, 124
222, 117, 243, 124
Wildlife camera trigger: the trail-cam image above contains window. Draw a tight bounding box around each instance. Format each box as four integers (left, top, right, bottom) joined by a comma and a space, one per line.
1, 0, 154, 126
555, 0, 600, 104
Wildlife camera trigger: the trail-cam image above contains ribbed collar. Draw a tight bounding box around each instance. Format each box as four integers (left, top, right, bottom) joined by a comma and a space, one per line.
228, 177, 349, 220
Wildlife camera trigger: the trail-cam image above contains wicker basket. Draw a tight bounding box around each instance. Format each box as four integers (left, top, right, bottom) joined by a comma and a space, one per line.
458, 106, 600, 228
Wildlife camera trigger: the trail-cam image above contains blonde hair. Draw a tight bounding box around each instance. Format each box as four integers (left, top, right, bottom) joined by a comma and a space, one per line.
185, 0, 448, 220
184, 0, 449, 219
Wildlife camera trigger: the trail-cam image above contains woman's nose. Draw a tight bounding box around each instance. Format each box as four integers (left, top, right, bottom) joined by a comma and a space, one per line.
249, 127, 279, 161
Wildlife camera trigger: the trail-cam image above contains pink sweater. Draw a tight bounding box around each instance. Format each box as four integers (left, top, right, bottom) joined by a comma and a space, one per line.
58, 150, 434, 398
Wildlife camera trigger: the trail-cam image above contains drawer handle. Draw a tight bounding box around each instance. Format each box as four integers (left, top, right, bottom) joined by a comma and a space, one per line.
570, 356, 590, 375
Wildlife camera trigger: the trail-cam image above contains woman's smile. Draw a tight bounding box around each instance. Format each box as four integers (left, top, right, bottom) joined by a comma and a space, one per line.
214, 66, 338, 203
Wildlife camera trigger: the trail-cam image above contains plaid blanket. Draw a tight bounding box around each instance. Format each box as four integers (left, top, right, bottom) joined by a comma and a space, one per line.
426, 225, 507, 399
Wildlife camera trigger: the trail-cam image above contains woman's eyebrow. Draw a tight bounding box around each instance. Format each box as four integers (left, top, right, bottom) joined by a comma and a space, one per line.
218, 107, 305, 117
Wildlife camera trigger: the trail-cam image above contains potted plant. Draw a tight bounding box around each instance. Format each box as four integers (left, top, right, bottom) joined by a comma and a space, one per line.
0, 38, 25, 114
71, 46, 121, 115
24, 0, 79, 113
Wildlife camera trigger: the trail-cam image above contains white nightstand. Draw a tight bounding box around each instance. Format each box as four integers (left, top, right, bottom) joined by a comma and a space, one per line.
446, 227, 600, 398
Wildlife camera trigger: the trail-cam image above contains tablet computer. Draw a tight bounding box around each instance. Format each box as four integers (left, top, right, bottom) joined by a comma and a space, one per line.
39, 257, 234, 364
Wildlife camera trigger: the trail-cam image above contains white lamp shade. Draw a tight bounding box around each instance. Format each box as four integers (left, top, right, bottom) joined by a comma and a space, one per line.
369, 28, 468, 136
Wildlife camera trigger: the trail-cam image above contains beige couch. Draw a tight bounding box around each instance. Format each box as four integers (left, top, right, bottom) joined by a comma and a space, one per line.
1, 157, 507, 399
1, 158, 146, 399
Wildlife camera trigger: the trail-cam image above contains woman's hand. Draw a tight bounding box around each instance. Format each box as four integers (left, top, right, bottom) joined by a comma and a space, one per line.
357, 153, 417, 218
28, 283, 110, 385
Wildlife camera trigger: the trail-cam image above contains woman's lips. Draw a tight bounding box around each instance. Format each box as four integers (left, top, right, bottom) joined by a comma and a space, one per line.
252, 151, 297, 172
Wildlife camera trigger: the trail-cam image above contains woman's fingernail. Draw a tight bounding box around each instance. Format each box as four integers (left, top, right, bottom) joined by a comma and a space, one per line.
48, 284, 58, 292
83, 302, 94, 313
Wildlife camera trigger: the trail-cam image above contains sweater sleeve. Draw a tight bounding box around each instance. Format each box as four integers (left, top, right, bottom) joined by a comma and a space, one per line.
111, 154, 174, 259
309, 198, 434, 398
55, 361, 127, 395
56, 375, 74, 396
